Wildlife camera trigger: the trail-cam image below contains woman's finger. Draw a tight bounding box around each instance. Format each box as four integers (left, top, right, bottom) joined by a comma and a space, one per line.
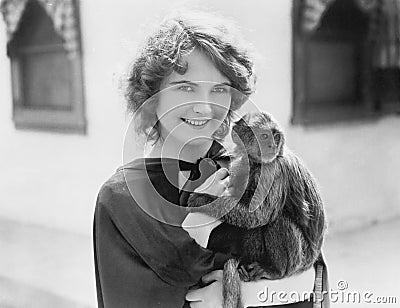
186, 281, 223, 308
196, 168, 227, 190
206, 168, 229, 183
220, 176, 230, 188
206, 168, 228, 183
195, 169, 229, 195
202, 270, 223, 283
188, 302, 201, 308
215, 167, 229, 179
186, 287, 203, 301
214, 177, 229, 196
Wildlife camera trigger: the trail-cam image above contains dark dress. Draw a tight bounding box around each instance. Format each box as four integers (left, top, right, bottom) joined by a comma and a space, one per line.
93, 141, 329, 308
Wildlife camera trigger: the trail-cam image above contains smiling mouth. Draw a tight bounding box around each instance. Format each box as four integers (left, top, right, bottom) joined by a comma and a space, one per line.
181, 118, 210, 127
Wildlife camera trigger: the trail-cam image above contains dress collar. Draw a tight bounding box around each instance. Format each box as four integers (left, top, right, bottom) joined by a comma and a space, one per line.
118, 140, 230, 207
121, 140, 229, 175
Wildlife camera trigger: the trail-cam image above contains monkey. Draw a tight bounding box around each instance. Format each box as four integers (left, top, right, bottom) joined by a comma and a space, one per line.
187, 111, 326, 308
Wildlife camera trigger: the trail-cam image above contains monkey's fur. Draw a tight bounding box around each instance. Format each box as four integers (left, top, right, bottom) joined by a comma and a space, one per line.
187, 112, 326, 308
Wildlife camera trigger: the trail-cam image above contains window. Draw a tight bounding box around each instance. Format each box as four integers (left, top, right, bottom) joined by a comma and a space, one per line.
2, 0, 86, 133
375, 68, 400, 114
292, 0, 400, 125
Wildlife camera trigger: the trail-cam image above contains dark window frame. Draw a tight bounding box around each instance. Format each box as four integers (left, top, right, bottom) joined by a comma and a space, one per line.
7, 0, 86, 134
292, 0, 384, 126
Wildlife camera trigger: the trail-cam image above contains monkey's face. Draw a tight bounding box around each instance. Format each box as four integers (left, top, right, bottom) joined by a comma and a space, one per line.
231, 112, 284, 163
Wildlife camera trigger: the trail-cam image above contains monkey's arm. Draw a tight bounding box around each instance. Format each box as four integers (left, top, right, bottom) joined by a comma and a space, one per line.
187, 192, 240, 221
188, 197, 320, 279
187, 192, 219, 209
187, 192, 275, 229
241, 216, 317, 280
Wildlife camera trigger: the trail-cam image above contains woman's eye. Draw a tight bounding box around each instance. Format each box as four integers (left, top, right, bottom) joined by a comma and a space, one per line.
178, 85, 194, 92
212, 87, 228, 93
261, 133, 269, 139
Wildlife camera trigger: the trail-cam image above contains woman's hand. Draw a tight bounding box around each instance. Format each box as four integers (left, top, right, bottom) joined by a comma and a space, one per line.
186, 270, 223, 308
240, 266, 316, 306
186, 266, 316, 307
182, 212, 222, 247
183, 169, 227, 246
194, 168, 229, 197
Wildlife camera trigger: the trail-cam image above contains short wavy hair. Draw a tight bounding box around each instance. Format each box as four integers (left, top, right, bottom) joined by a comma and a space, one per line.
125, 10, 257, 142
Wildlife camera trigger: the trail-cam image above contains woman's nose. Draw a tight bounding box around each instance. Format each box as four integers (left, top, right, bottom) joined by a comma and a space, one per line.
192, 103, 212, 115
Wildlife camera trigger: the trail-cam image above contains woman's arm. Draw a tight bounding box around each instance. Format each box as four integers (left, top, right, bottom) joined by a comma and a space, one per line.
95, 174, 229, 288
94, 175, 234, 307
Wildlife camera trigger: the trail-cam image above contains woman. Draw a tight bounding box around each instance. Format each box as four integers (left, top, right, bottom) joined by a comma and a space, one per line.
93, 10, 329, 308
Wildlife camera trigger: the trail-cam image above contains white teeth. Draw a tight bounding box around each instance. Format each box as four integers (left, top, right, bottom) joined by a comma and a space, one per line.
183, 118, 209, 126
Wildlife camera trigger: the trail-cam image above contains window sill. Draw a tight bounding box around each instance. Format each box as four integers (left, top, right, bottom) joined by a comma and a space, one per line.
291, 104, 381, 126
13, 107, 86, 134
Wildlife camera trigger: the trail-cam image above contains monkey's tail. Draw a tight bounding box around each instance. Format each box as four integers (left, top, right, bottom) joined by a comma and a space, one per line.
223, 258, 243, 308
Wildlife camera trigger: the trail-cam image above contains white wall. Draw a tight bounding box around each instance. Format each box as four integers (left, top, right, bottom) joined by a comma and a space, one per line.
0, 0, 399, 235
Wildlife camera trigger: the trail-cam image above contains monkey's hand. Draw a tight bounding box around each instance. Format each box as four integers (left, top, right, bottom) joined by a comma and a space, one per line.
238, 262, 269, 282
187, 192, 218, 210
189, 194, 275, 229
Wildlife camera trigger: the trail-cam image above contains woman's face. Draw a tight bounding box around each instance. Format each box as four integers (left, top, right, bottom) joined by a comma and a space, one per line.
155, 49, 232, 147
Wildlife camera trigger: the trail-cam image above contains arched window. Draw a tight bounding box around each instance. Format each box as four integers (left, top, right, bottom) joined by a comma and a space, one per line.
2, 0, 85, 133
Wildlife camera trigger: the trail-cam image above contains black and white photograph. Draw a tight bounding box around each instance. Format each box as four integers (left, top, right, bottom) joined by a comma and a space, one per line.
0, 0, 399, 307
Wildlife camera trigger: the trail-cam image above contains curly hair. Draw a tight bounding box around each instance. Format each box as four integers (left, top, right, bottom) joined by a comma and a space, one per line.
125, 10, 257, 143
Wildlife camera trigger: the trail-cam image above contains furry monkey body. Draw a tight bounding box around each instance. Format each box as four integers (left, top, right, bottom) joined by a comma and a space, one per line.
188, 112, 326, 308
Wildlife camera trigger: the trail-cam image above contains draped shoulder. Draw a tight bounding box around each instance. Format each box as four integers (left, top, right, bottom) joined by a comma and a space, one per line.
94, 142, 232, 307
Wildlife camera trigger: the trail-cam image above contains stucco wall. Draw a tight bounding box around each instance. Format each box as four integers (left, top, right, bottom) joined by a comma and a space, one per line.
0, 0, 399, 235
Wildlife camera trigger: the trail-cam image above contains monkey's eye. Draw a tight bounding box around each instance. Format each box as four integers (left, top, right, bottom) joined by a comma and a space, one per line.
273, 132, 281, 145
261, 133, 269, 139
